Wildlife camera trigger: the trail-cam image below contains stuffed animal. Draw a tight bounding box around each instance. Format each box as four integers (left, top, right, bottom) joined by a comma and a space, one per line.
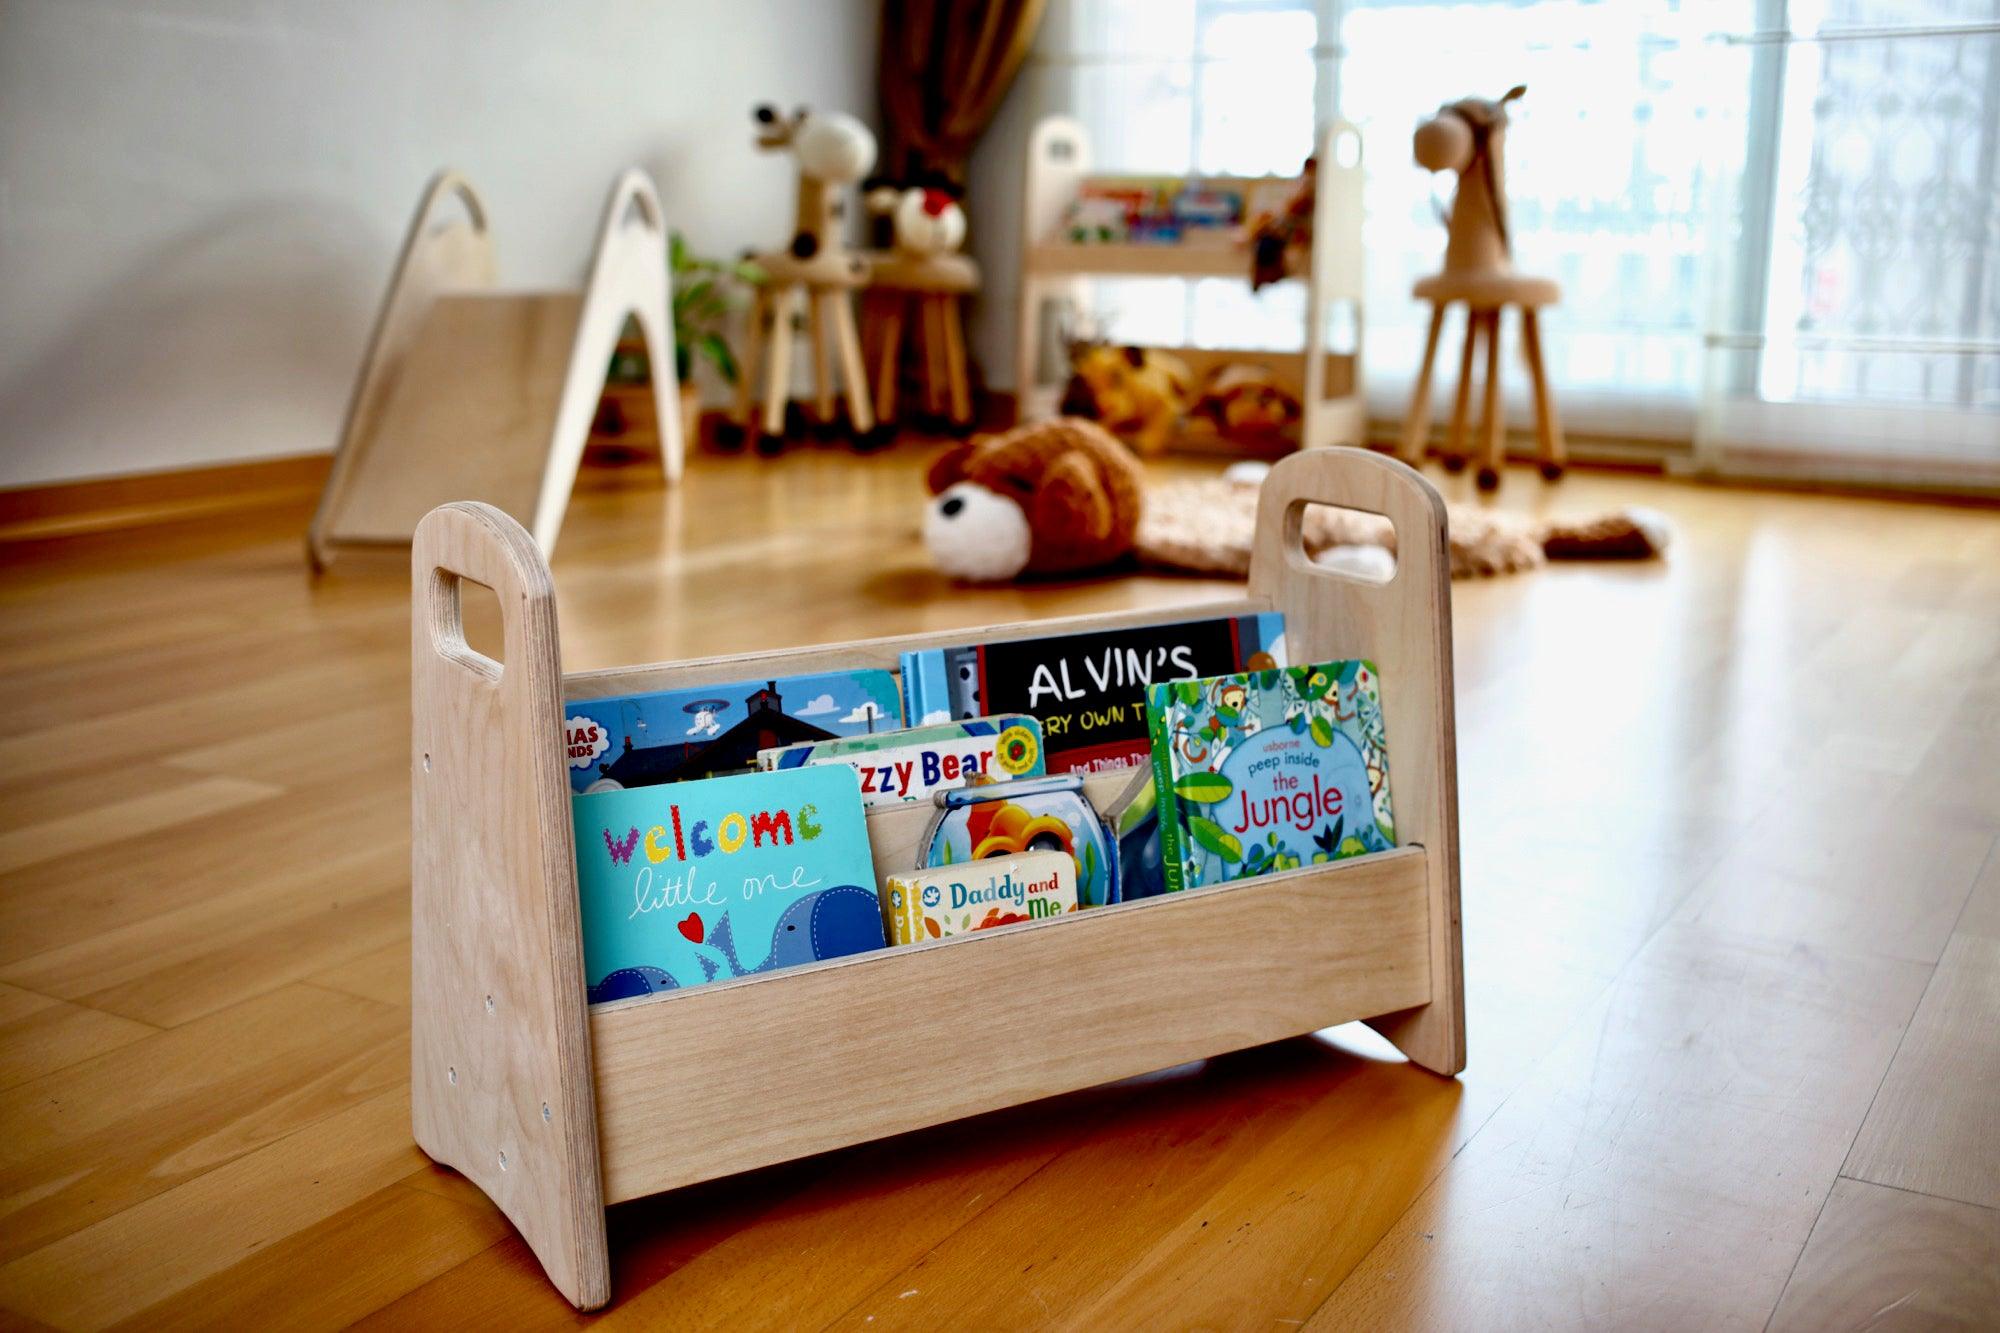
923, 417, 1144, 581
864, 173, 968, 256
1193, 364, 1302, 443
1248, 155, 1315, 291
1058, 343, 1193, 457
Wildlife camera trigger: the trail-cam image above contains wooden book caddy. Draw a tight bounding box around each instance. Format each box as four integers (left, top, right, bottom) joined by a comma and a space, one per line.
311, 169, 681, 570
408, 448, 1464, 1309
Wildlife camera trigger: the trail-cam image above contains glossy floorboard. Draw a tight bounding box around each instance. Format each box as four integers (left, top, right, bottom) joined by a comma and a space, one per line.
0, 444, 1995, 1329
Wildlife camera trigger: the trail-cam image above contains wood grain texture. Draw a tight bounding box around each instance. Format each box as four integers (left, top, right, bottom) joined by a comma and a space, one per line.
593, 848, 1431, 1203
312, 169, 678, 568
1768, 1177, 2000, 1331
408, 503, 608, 1308
2, 443, 1997, 1327
1844, 928, 2000, 1210
438, 450, 1456, 1299
1251, 449, 1464, 1075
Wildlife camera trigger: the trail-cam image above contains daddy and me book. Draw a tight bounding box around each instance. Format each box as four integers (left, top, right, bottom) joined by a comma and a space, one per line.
1146, 661, 1395, 893
901, 613, 1287, 775
564, 669, 903, 793
757, 714, 1045, 807
571, 764, 885, 1003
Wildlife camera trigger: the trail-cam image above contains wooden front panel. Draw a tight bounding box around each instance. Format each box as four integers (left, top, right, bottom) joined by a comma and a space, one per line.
589, 845, 1432, 1204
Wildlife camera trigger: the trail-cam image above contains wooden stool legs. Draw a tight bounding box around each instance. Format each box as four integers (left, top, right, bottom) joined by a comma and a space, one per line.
1476, 309, 1504, 491
729, 284, 876, 453
1400, 301, 1565, 488
1519, 308, 1565, 480
1399, 304, 1448, 462
870, 292, 974, 433
1444, 308, 1480, 473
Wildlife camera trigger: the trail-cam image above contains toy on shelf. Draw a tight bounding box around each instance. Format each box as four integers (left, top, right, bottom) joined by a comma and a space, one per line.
1247, 157, 1316, 291
1015, 117, 1367, 454
310, 169, 679, 570
921, 416, 1143, 582
1059, 340, 1193, 457
1398, 85, 1565, 489
862, 173, 980, 432
720, 105, 881, 455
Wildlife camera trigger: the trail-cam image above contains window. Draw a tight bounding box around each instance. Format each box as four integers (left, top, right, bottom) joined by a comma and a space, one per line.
1035, 0, 2000, 485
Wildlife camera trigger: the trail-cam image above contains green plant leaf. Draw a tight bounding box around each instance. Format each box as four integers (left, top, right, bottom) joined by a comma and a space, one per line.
1188, 817, 1241, 863
1176, 680, 1201, 708
1309, 715, 1334, 747
700, 332, 738, 383
1173, 772, 1233, 804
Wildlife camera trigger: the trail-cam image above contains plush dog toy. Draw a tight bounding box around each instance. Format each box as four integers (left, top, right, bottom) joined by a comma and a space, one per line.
923, 418, 1144, 581
1059, 343, 1193, 457
1193, 363, 1302, 443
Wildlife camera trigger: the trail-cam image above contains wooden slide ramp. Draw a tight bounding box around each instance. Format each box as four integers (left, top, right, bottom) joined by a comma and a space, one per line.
310, 170, 680, 570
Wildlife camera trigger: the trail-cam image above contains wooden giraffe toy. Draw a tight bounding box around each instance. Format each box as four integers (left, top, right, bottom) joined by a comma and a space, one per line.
721, 104, 882, 455
1398, 85, 1566, 490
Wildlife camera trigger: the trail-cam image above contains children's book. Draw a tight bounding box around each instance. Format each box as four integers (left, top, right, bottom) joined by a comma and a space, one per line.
918, 774, 1120, 908
880, 850, 1079, 945
758, 714, 1045, 807
571, 765, 884, 1003
1146, 660, 1395, 892
901, 612, 1287, 774
564, 670, 903, 793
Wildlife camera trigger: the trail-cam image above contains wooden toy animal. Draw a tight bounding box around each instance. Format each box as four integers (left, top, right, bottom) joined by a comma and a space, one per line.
721, 104, 882, 454
1399, 85, 1567, 489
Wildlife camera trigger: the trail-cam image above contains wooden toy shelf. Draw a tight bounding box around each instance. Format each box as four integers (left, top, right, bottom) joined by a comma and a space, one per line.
409, 448, 1463, 1310
1015, 116, 1369, 452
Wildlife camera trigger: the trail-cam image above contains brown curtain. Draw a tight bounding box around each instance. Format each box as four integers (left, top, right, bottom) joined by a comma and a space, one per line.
878, 0, 1047, 184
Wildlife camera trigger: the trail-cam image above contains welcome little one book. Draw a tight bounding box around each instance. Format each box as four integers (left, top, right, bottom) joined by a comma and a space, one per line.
1146, 661, 1395, 892
570, 765, 884, 1003
564, 670, 902, 793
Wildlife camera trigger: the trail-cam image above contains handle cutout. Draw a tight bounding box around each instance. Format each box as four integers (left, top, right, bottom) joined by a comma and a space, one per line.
1292, 500, 1398, 586
429, 569, 508, 678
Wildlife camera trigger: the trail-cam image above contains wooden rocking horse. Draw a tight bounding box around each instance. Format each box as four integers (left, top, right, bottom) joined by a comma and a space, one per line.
1398, 85, 1566, 489
719, 105, 881, 455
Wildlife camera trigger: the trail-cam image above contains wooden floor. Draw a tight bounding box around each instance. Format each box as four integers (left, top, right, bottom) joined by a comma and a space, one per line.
1, 444, 1996, 1330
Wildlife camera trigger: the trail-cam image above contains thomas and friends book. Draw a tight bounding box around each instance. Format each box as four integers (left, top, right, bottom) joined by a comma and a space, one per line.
901, 613, 1286, 775
757, 714, 1045, 806
571, 764, 884, 1003
1146, 660, 1394, 892
564, 670, 903, 794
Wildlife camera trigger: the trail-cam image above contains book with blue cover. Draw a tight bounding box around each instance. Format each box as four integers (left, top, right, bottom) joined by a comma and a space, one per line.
1145, 660, 1395, 892
900, 612, 1287, 775
571, 764, 885, 1003
563, 670, 903, 793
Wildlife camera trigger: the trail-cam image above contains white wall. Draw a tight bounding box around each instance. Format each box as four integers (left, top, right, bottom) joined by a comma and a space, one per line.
0, 0, 877, 487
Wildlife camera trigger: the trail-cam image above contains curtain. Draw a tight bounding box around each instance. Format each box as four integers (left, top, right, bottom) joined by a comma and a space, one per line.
878, 0, 1048, 183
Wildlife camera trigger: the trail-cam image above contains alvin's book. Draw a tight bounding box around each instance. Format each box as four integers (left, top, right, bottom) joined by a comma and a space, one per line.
1146, 660, 1395, 892
563, 670, 903, 793
757, 714, 1045, 806
570, 765, 884, 1002
900, 612, 1287, 774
